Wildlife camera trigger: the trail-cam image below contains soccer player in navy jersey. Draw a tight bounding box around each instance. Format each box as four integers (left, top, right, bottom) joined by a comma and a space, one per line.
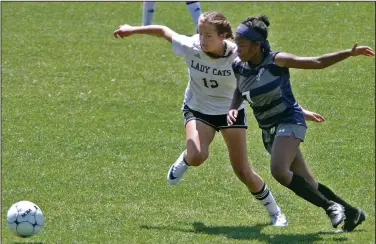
227, 14, 374, 232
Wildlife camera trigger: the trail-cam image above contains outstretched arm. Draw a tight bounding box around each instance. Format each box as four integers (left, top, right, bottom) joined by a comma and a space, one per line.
113, 24, 177, 43
274, 43, 375, 69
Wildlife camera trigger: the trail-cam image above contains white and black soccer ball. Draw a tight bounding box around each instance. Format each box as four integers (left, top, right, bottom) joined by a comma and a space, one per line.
7, 200, 44, 238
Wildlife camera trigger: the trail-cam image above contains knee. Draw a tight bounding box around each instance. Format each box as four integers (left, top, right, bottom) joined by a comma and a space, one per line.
186, 151, 208, 166
271, 166, 290, 186
232, 164, 253, 181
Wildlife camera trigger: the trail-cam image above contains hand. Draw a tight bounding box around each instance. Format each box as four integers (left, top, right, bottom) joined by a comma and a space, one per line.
350, 42, 375, 57
113, 24, 134, 39
303, 109, 325, 123
227, 109, 238, 126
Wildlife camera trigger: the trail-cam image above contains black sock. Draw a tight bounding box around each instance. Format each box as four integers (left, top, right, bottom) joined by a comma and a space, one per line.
318, 183, 356, 214
287, 174, 332, 209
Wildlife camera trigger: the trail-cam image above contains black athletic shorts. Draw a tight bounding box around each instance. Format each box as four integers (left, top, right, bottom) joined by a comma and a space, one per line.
183, 104, 247, 132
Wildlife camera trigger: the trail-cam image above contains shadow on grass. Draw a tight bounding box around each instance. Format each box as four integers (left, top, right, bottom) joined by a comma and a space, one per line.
14, 242, 44, 244
141, 221, 349, 243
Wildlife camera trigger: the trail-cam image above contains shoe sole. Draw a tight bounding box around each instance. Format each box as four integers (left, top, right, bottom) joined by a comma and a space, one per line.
272, 222, 288, 227
167, 179, 179, 185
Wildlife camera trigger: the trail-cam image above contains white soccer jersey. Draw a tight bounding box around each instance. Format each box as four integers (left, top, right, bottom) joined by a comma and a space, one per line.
172, 34, 244, 115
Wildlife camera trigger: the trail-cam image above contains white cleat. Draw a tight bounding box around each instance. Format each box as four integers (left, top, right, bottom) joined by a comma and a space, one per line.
167, 154, 189, 185
270, 208, 288, 227
326, 201, 345, 228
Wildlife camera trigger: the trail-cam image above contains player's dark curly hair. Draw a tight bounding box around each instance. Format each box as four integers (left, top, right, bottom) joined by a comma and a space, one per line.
241, 14, 270, 40
200, 12, 234, 39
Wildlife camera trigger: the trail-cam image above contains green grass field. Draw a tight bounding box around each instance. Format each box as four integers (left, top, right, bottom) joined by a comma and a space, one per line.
1, 2, 375, 243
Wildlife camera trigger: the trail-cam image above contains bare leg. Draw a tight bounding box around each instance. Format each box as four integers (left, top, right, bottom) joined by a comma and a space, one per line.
221, 128, 264, 192
185, 120, 216, 166
221, 128, 288, 227
142, 1, 156, 26
167, 119, 215, 185
290, 148, 318, 188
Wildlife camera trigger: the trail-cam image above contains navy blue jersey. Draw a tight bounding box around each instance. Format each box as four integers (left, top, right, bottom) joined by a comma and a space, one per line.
232, 52, 306, 129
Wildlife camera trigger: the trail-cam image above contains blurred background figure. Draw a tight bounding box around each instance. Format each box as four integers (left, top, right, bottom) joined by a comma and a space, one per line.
142, 1, 202, 30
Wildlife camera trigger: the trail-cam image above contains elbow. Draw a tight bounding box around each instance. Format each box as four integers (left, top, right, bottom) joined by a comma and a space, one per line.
161, 26, 172, 35
161, 26, 173, 42
318, 62, 329, 69
149, 25, 169, 38
160, 26, 168, 33
313, 60, 326, 69
314, 57, 333, 69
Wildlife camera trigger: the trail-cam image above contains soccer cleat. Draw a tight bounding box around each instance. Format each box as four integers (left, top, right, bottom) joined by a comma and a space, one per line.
342, 208, 366, 232
326, 201, 345, 228
167, 154, 189, 185
270, 208, 288, 227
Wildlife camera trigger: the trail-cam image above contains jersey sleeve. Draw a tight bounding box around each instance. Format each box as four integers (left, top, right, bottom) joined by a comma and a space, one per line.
171, 33, 195, 56
232, 59, 241, 75
270, 51, 280, 62
232, 59, 242, 88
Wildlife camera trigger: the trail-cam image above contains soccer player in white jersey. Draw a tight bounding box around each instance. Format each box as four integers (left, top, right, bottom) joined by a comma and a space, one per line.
142, 1, 201, 30
114, 11, 324, 227
227, 14, 374, 231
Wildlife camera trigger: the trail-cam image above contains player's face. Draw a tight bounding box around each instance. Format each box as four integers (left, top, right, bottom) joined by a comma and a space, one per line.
235, 35, 258, 61
198, 22, 225, 53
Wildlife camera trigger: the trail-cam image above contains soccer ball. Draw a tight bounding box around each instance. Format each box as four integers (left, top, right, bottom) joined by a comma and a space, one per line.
7, 200, 44, 238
